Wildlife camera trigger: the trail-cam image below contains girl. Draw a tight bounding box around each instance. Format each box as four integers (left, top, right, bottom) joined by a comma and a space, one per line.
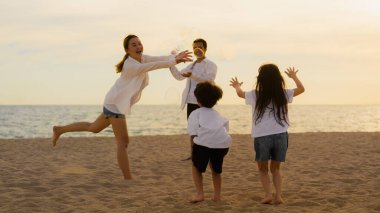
51, 35, 192, 180
230, 64, 305, 204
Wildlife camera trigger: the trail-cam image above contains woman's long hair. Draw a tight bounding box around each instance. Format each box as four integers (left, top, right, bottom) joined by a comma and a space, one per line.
254, 64, 289, 126
115, 35, 138, 73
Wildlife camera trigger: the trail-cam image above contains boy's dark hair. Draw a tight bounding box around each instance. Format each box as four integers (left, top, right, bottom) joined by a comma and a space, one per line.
194, 82, 223, 108
193, 38, 207, 50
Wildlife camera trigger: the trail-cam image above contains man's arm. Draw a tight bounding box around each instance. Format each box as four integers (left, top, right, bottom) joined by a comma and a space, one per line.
188, 62, 217, 82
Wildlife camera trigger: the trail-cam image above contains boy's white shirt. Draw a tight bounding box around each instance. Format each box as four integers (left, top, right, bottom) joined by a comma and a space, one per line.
169, 58, 217, 109
245, 89, 294, 138
104, 55, 176, 115
187, 107, 232, 149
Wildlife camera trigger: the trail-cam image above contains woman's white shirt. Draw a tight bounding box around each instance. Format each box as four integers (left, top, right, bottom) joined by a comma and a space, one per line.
104, 55, 176, 115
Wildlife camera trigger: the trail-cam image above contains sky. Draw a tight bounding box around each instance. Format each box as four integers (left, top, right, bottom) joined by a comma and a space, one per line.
1, 0, 379, 105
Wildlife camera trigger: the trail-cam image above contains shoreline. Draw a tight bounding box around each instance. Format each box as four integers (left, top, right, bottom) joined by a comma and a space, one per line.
0, 133, 379, 212
2, 131, 380, 140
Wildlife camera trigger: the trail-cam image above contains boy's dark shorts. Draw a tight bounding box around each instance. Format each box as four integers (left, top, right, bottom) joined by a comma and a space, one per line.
103, 107, 125, 119
254, 132, 288, 162
192, 143, 229, 174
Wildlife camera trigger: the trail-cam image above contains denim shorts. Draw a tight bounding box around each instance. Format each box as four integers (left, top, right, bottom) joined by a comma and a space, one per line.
103, 107, 125, 119
253, 132, 288, 162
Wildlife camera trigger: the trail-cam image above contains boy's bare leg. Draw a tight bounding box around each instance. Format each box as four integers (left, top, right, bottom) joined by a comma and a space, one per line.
271, 161, 284, 204
211, 170, 222, 201
190, 165, 204, 203
257, 161, 273, 204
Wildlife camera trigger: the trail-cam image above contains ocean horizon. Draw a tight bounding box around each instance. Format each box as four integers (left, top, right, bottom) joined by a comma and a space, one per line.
0, 104, 379, 139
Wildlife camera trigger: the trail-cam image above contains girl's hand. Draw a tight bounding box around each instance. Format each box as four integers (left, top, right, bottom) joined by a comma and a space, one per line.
285, 66, 305, 97
175, 50, 193, 63
229, 77, 243, 88
285, 67, 298, 79
230, 77, 245, 98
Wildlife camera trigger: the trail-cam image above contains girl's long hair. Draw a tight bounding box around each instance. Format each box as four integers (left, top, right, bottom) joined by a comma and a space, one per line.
115, 35, 138, 73
254, 64, 289, 126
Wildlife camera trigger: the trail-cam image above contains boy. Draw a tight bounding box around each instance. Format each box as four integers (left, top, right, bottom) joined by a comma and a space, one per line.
187, 82, 231, 203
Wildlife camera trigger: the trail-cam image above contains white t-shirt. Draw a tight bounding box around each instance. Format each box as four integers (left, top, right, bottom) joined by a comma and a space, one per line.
187, 107, 232, 149
245, 89, 294, 138
169, 58, 217, 109
103, 55, 176, 114
187, 79, 198, 104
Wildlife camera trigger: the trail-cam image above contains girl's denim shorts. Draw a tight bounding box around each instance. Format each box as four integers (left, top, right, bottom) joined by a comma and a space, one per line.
253, 132, 288, 162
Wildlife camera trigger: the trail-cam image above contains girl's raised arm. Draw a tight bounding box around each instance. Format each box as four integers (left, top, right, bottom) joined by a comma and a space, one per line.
285, 67, 305, 97
230, 77, 245, 99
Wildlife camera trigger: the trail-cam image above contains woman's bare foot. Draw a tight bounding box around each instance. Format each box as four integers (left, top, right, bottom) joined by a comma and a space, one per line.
261, 195, 273, 204
51, 126, 62, 147
189, 194, 204, 203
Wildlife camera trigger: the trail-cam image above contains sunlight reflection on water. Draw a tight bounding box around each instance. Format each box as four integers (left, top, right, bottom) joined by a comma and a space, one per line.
0, 105, 379, 139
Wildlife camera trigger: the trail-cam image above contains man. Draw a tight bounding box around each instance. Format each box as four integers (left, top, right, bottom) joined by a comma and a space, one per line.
170, 38, 217, 160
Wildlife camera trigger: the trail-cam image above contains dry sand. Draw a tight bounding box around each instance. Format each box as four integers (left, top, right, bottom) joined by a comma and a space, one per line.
0, 133, 379, 212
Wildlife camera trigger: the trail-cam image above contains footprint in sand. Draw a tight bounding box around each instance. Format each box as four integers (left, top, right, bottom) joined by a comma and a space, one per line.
288, 200, 321, 207
60, 165, 92, 175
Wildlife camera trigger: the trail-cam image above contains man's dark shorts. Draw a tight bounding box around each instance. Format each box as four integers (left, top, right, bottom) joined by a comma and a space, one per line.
187, 103, 200, 119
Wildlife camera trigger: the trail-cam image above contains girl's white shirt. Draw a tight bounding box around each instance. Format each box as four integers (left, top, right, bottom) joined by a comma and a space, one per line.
187, 107, 232, 149
104, 55, 176, 115
245, 89, 294, 138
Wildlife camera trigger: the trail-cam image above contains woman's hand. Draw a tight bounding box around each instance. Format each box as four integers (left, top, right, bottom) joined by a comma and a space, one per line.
175, 50, 193, 64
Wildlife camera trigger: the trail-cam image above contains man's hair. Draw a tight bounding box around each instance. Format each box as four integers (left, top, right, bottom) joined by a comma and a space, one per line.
194, 82, 223, 108
193, 38, 207, 49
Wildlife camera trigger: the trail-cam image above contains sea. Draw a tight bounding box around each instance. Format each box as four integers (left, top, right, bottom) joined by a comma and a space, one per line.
0, 105, 379, 139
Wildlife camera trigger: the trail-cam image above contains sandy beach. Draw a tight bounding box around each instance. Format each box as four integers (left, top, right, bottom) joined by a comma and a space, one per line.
0, 133, 379, 212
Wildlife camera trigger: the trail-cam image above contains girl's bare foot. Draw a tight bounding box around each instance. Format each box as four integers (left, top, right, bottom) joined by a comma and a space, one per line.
275, 196, 284, 204
123, 174, 133, 180
189, 194, 204, 203
261, 195, 273, 204
211, 195, 221, 202
51, 126, 61, 147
